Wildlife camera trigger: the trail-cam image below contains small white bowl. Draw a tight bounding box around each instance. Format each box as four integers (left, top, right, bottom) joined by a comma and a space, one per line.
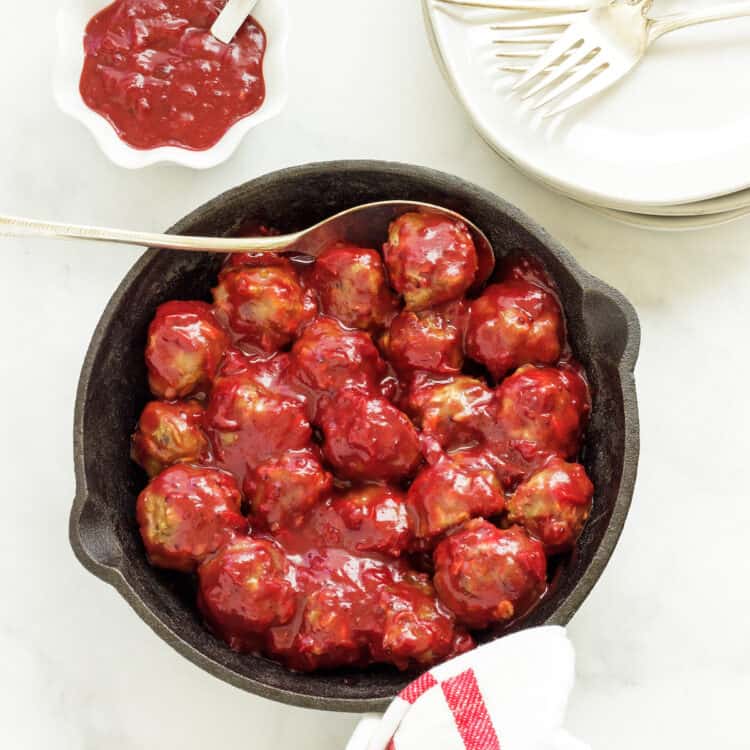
55, 0, 288, 169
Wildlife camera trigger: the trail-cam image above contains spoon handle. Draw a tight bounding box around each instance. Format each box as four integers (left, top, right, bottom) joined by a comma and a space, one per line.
0, 214, 295, 253
211, 0, 260, 43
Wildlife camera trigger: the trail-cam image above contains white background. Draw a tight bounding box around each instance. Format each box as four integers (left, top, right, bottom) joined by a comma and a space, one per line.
1, 1, 748, 748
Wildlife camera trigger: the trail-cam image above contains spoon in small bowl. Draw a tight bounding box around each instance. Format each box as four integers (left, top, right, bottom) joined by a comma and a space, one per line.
0, 200, 496, 286
211, 0, 260, 44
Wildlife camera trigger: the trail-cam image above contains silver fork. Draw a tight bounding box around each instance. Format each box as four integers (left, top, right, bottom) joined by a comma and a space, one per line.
512, 0, 750, 117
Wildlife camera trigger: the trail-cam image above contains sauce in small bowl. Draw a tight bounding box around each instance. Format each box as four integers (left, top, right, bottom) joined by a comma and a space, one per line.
55, 0, 288, 168
80, 0, 267, 151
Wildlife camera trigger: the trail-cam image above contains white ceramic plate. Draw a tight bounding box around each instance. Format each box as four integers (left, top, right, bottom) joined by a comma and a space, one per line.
424, 0, 750, 211
589, 203, 750, 231
613, 184, 750, 217
55, 0, 288, 169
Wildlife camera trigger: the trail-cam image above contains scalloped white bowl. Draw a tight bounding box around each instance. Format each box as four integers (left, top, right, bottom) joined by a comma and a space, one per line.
55, 0, 288, 169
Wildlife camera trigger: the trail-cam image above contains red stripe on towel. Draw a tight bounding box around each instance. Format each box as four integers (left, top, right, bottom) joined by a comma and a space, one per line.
441, 669, 500, 750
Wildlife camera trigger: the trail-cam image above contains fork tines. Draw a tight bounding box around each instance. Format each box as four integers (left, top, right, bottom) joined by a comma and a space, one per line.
511, 26, 618, 117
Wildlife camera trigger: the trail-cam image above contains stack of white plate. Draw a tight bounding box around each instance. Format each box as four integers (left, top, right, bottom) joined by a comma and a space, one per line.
423, 0, 750, 231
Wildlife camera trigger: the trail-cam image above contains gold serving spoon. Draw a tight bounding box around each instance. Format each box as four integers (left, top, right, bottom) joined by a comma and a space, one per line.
0, 200, 496, 284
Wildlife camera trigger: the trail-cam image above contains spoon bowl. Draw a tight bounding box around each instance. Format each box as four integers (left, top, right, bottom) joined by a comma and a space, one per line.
0, 200, 496, 286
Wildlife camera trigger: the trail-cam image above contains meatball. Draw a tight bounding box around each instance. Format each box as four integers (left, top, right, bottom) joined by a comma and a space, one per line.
212, 264, 315, 353
244, 449, 333, 532
205, 373, 312, 481
136, 464, 247, 572
381, 302, 465, 376
223, 250, 287, 270
289, 317, 390, 419
320, 390, 421, 483
311, 244, 397, 331
331, 486, 413, 557
285, 586, 365, 671
495, 364, 590, 459
406, 375, 494, 451
500, 255, 553, 289
373, 573, 466, 669
198, 537, 298, 651
131, 400, 209, 477
433, 520, 547, 629
466, 280, 564, 380
383, 212, 478, 311
507, 458, 593, 554
406, 449, 505, 541
145, 301, 228, 400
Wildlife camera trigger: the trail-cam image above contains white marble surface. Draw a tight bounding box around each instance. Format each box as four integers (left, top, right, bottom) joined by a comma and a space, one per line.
1, 1, 748, 748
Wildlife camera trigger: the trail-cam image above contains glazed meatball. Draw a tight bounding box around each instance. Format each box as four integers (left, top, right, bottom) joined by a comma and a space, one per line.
285, 586, 366, 671
330, 486, 413, 557
406, 375, 494, 452
381, 302, 465, 376
433, 520, 547, 629
320, 390, 422, 483
311, 244, 397, 331
466, 280, 564, 380
213, 263, 315, 353
500, 255, 552, 289
495, 364, 590, 459
198, 537, 298, 651
205, 373, 312, 481
136, 464, 247, 572
383, 212, 478, 311
289, 317, 390, 418
223, 250, 287, 270
507, 458, 593, 554
145, 301, 228, 400
406, 449, 505, 541
244, 449, 333, 532
131, 400, 209, 477
373, 573, 467, 669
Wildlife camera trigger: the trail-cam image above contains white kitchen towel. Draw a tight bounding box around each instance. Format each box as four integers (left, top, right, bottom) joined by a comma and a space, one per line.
346, 626, 590, 750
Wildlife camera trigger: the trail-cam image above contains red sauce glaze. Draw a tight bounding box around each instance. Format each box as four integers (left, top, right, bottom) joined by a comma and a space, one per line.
384, 212, 478, 311
275, 487, 412, 559
311, 244, 398, 331
244, 448, 333, 532
80, 0, 267, 150
381, 301, 466, 377
198, 532, 472, 672
433, 520, 547, 629
145, 301, 228, 400
198, 537, 298, 639
320, 389, 422, 483
288, 316, 395, 423
327, 486, 413, 558
405, 374, 495, 453
213, 263, 316, 354
131, 399, 209, 476
492, 363, 591, 461
466, 280, 564, 381
204, 371, 312, 484
406, 448, 505, 543
507, 457, 593, 554
133, 212, 595, 674
137, 464, 247, 572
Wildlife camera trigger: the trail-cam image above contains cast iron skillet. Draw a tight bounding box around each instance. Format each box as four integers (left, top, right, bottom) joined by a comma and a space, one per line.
71, 161, 640, 712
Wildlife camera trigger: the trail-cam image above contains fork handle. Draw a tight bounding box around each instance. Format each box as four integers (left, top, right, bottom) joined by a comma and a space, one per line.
435, 0, 593, 10
650, 2, 750, 40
